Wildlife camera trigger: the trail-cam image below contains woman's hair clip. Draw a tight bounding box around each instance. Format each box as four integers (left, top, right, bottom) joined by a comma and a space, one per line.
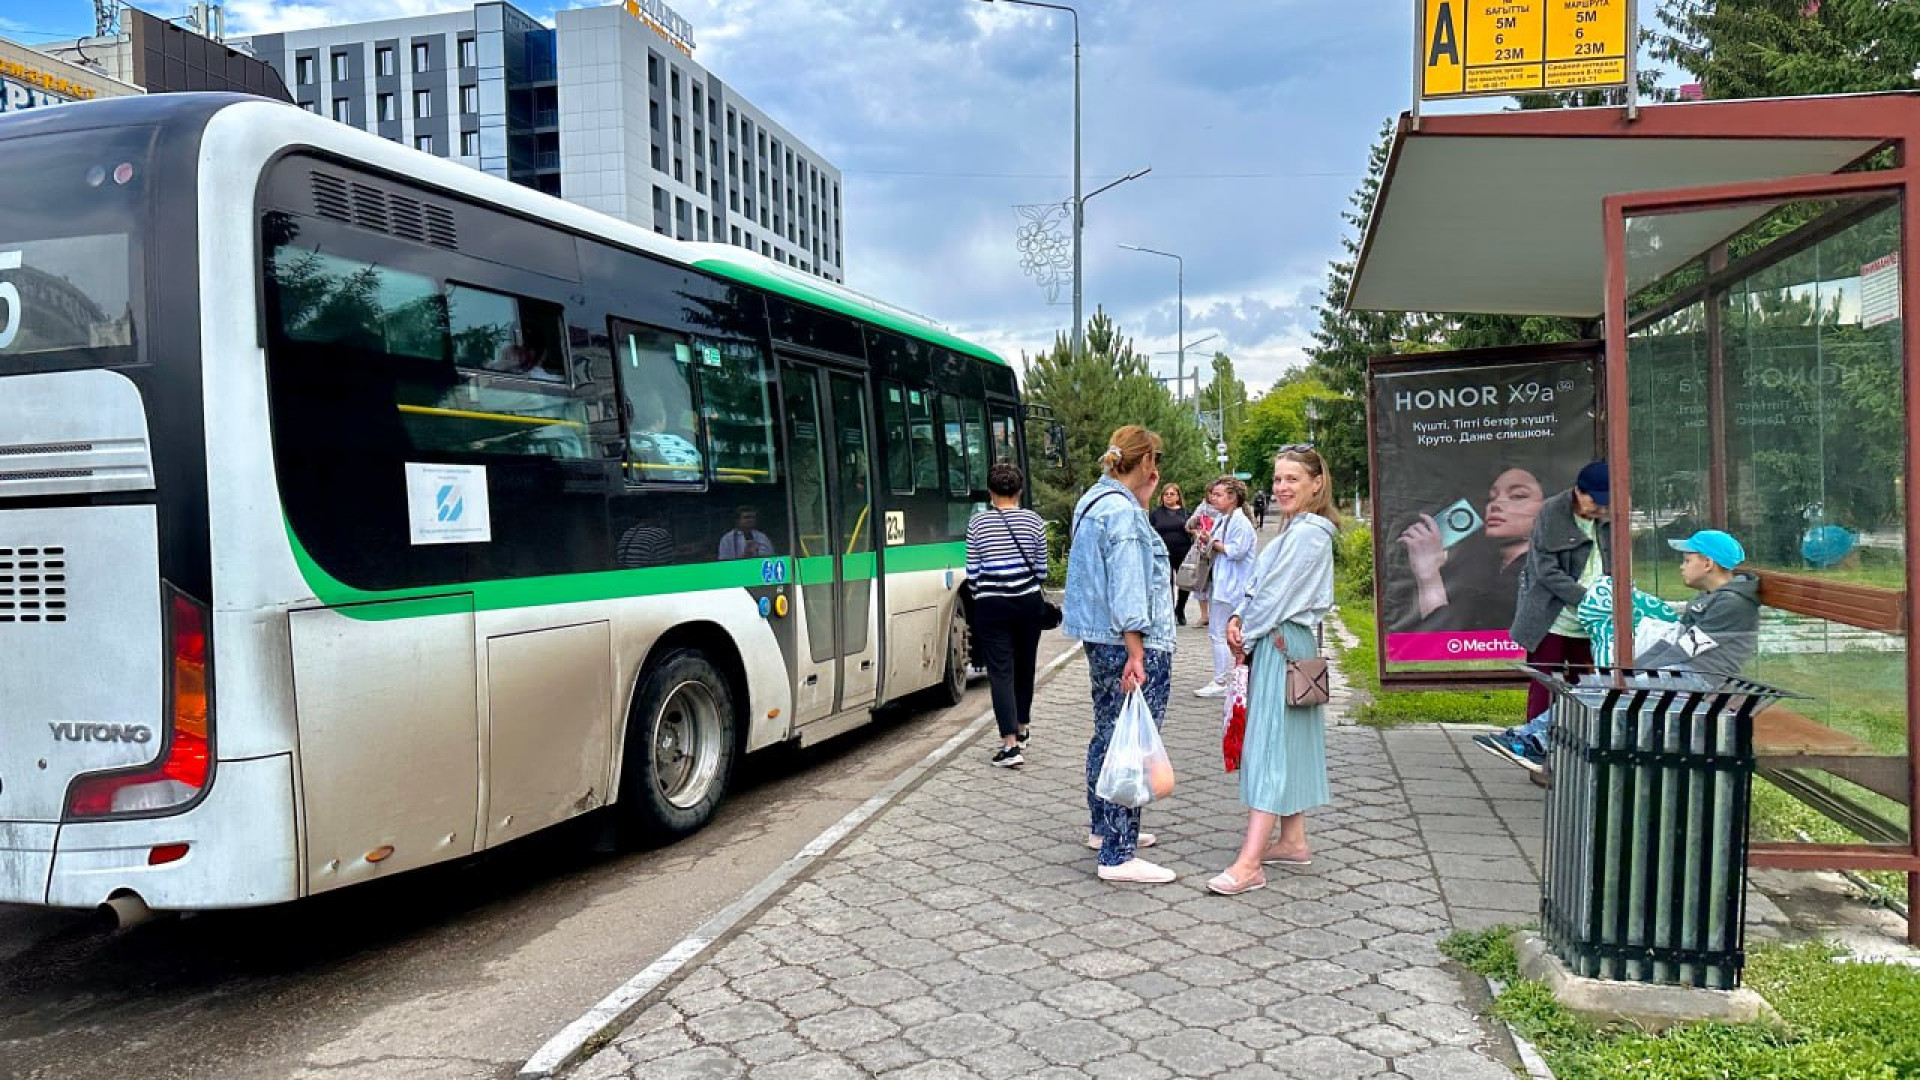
1105, 445, 1124, 459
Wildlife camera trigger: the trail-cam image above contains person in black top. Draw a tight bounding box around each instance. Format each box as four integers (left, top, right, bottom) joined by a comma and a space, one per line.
1150, 483, 1194, 625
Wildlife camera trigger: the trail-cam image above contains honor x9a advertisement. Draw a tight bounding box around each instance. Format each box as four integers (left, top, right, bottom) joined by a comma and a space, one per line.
1369, 343, 1599, 685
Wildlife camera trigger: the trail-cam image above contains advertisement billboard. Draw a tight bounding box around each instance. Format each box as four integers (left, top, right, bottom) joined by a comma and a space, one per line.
1369, 342, 1599, 685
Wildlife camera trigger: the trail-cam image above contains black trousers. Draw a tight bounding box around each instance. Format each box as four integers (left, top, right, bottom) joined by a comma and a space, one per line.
973, 592, 1045, 739
1165, 554, 1190, 622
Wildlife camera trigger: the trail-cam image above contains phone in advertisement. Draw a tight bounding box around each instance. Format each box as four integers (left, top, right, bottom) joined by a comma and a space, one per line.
1432, 498, 1483, 548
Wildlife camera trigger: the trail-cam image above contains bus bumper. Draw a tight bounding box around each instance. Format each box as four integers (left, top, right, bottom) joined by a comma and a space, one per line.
44, 754, 300, 910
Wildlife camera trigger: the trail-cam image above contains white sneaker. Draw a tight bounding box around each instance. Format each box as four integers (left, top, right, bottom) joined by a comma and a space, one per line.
1097, 858, 1177, 884
1194, 681, 1227, 698
1086, 832, 1156, 850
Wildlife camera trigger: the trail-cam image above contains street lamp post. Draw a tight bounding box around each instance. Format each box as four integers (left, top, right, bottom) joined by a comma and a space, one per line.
1119, 243, 1181, 404
979, 0, 1081, 362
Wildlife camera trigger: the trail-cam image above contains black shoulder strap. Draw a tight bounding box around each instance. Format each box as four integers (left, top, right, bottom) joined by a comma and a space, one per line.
1072, 489, 1128, 539
993, 509, 1044, 587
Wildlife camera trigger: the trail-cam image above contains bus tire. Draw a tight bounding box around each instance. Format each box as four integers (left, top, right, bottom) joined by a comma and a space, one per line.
935, 603, 970, 706
618, 648, 737, 843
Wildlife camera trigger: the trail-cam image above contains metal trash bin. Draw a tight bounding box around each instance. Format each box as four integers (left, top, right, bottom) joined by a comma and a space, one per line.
1527, 666, 1793, 990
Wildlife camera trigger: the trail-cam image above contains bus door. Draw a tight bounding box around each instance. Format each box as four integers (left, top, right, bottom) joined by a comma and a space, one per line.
780, 360, 879, 724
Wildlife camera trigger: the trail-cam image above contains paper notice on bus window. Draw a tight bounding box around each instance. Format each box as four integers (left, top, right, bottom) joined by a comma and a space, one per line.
405, 463, 492, 545
1861, 253, 1900, 328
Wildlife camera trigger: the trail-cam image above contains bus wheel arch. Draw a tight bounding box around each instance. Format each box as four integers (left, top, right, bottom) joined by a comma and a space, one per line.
616, 625, 745, 844
935, 591, 972, 706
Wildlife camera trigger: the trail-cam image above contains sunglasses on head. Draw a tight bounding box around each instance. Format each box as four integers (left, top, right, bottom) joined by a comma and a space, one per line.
1277, 442, 1315, 454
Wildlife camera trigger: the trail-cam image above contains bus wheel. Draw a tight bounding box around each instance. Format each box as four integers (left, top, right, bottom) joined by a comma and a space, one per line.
619, 649, 737, 842
936, 605, 970, 706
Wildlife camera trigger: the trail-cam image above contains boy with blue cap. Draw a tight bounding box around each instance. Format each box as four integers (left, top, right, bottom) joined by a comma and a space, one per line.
1634, 529, 1761, 677
1478, 525, 1760, 773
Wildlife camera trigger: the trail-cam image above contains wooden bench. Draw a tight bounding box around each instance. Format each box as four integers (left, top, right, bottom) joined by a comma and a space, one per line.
1754, 704, 1908, 845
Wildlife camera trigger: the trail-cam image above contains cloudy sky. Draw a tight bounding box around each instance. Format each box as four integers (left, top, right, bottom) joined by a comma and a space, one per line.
10, 0, 1473, 390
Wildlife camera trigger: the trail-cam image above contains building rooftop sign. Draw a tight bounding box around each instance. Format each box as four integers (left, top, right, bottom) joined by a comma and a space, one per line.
622, 0, 695, 56
0, 36, 140, 112
1419, 0, 1629, 100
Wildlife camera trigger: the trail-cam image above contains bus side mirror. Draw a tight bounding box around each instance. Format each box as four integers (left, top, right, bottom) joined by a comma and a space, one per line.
1043, 422, 1067, 469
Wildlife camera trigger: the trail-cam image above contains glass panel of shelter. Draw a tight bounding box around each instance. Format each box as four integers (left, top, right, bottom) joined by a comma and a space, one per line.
1623, 194, 1910, 849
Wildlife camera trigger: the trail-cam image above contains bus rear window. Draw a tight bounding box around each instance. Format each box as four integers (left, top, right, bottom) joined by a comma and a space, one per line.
0, 127, 149, 365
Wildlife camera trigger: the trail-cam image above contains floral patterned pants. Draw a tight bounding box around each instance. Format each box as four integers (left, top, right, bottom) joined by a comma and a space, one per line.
1084, 643, 1174, 867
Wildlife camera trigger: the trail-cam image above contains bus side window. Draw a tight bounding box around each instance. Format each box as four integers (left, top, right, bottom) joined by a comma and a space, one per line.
907, 388, 938, 493
961, 397, 990, 491
448, 283, 567, 383
989, 407, 1018, 466
612, 321, 704, 486
695, 337, 778, 486
882, 382, 912, 495
938, 393, 969, 497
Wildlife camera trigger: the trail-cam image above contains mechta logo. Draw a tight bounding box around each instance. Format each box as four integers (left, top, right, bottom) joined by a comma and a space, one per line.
436, 483, 465, 523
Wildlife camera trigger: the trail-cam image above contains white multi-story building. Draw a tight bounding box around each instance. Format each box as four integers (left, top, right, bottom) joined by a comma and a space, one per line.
234, 1, 843, 281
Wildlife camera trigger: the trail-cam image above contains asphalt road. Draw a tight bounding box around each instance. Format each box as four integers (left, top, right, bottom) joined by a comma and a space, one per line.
0, 659, 1057, 1080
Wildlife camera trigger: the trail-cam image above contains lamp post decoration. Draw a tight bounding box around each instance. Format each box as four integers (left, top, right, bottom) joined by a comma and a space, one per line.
1015, 201, 1074, 305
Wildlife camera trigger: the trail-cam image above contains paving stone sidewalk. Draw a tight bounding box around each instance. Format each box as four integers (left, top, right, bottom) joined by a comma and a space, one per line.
573, 619, 1534, 1080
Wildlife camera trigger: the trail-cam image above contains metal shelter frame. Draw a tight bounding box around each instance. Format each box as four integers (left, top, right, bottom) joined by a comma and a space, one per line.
1351, 93, 1920, 941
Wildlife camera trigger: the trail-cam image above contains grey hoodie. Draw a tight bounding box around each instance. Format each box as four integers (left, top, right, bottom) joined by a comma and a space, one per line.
1638, 573, 1762, 678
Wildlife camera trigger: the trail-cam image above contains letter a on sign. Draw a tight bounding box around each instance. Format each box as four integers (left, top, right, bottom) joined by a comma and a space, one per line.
1423, 0, 1463, 97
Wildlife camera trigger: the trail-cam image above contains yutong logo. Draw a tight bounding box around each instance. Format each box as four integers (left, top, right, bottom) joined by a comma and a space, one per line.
49, 722, 152, 744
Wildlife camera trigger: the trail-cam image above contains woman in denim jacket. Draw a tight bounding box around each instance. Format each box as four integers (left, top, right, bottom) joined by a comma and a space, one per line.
1062, 425, 1179, 885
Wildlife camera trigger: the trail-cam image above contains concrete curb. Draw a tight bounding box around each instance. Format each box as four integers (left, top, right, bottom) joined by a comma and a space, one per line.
516, 642, 1085, 1080
1484, 977, 1558, 1080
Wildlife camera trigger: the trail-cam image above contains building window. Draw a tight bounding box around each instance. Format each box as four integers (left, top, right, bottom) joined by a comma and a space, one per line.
459, 38, 477, 68
377, 93, 395, 121
460, 85, 478, 114
670, 70, 680, 100
731, 226, 740, 245
376, 47, 394, 76
650, 100, 660, 131
331, 52, 349, 81
648, 54, 659, 85
332, 98, 351, 123
415, 90, 432, 118
413, 42, 430, 73
651, 145, 663, 172
692, 85, 702, 115
415, 134, 434, 153
301, 99, 318, 113
296, 56, 315, 85
460, 130, 478, 156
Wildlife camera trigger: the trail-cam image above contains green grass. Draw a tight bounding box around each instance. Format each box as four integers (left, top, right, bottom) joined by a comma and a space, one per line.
1335, 601, 1529, 728
1442, 930, 1920, 1080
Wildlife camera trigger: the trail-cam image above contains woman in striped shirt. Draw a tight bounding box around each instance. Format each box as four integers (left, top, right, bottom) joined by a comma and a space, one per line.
966, 463, 1051, 767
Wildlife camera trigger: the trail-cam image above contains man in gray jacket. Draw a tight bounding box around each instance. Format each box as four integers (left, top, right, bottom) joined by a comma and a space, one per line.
1474, 461, 1611, 775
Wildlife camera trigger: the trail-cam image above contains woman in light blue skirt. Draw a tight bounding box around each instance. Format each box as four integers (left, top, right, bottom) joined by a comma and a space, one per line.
1212, 445, 1342, 896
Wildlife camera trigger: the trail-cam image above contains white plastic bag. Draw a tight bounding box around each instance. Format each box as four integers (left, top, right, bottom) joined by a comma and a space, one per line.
1096, 689, 1174, 808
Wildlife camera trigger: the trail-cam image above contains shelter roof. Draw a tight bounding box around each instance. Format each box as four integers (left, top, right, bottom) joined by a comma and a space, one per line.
1347, 93, 1920, 318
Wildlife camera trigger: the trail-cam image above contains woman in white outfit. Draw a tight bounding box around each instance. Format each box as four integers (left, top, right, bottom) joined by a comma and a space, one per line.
1194, 476, 1257, 698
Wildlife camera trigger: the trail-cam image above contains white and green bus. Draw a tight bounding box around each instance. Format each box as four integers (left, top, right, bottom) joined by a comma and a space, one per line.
0, 93, 1038, 917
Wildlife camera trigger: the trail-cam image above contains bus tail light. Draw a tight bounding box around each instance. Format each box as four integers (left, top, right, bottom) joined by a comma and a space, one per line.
68, 589, 214, 819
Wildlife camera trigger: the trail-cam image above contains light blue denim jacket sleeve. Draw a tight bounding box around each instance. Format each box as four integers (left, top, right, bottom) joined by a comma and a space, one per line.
1062, 477, 1177, 653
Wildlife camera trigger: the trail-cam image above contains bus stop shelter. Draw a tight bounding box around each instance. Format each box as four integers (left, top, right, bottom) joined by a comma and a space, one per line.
1350, 92, 1920, 941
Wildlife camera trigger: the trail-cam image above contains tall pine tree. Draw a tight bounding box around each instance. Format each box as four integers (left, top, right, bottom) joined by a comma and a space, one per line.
1020, 308, 1208, 533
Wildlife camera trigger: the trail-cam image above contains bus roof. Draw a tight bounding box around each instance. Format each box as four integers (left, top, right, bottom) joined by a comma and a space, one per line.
10, 92, 1008, 368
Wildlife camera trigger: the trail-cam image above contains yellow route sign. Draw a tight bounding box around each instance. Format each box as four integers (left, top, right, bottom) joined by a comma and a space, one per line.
1421, 0, 1630, 101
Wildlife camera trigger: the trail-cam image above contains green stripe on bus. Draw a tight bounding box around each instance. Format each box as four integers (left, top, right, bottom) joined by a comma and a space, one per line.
284, 523, 963, 619
882, 542, 966, 574
691, 257, 1007, 368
